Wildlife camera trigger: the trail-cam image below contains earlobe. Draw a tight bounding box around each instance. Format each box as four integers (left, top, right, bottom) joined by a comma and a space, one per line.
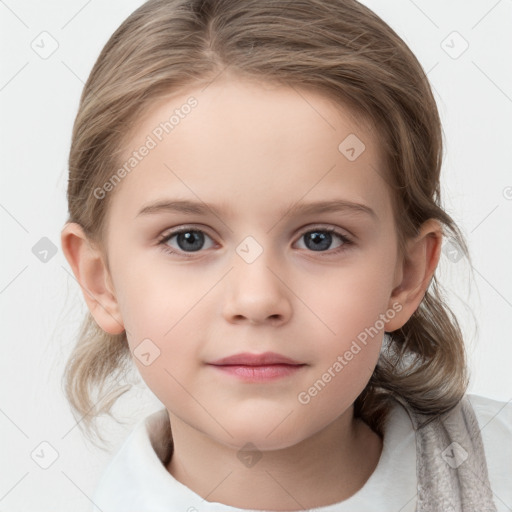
385, 219, 443, 332
60, 222, 125, 335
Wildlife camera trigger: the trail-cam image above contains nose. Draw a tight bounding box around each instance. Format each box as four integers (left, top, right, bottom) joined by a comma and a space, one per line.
222, 251, 293, 327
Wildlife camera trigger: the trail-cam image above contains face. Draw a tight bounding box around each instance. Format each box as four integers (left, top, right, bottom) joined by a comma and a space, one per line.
102, 75, 402, 451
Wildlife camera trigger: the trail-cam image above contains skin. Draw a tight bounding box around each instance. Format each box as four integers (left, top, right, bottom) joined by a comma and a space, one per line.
61, 74, 442, 510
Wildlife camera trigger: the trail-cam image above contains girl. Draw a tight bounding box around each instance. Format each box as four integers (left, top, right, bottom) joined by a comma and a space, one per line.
60, 0, 511, 510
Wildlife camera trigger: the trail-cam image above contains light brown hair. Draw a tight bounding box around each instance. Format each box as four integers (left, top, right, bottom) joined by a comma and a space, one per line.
62, 0, 471, 446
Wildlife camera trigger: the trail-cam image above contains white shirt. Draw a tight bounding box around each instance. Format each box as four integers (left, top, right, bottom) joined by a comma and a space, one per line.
92, 393, 512, 511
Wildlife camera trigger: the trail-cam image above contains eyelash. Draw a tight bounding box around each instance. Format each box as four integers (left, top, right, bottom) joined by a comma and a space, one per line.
157, 225, 354, 258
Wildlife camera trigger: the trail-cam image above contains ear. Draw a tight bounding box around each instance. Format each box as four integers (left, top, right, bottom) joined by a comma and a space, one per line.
385, 219, 443, 332
60, 222, 125, 335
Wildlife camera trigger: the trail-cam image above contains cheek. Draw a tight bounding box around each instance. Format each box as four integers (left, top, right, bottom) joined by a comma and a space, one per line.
125, 315, 201, 411
294, 260, 393, 339
118, 266, 223, 374
116, 255, 211, 335
294, 328, 384, 433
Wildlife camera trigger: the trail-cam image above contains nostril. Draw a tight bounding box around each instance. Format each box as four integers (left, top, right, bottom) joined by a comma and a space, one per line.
269, 314, 283, 324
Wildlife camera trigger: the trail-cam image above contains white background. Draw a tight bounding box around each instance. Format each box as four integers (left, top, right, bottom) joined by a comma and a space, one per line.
1, 0, 511, 510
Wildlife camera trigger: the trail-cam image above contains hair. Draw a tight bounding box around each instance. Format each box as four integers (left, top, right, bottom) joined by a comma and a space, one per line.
62, 0, 472, 447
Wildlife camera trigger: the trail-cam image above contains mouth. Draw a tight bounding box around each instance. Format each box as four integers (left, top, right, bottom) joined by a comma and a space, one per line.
208, 351, 303, 366
207, 352, 306, 381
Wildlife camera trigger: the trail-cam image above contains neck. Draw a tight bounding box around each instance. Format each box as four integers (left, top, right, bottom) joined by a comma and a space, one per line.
165, 407, 383, 510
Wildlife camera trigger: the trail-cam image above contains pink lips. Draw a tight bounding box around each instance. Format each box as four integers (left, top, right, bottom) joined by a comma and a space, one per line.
207, 352, 306, 382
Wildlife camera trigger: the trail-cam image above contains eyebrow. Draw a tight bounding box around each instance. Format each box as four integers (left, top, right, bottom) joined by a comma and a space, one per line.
136, 198, 377, 221
136, 199, 378, 220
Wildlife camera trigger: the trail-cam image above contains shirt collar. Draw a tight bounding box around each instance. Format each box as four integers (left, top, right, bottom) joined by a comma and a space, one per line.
93, 400, 416, 511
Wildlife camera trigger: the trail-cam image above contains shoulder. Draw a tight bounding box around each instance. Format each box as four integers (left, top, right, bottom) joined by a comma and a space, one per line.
466, 392, 512, 441
466, 390, 510, 415
466, 393, 512, 510
92, 408, 175, 511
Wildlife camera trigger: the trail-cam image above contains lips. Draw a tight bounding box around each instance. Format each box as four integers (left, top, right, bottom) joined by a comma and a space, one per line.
207, 352, 306, 382
209, 352, 306, 383
208, 351, 303, 366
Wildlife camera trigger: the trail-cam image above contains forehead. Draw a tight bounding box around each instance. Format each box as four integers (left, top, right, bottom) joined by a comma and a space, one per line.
108, 76, 392, 225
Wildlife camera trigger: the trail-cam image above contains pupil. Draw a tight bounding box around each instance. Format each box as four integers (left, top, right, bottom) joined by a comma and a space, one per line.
307, 231, 331, 251
179, 231, 203, 251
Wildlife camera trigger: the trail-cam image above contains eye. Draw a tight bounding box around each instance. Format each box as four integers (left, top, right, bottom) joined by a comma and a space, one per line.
157, 227, 215, 256
295, 226, 353, 255
157, 225, 354, 258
